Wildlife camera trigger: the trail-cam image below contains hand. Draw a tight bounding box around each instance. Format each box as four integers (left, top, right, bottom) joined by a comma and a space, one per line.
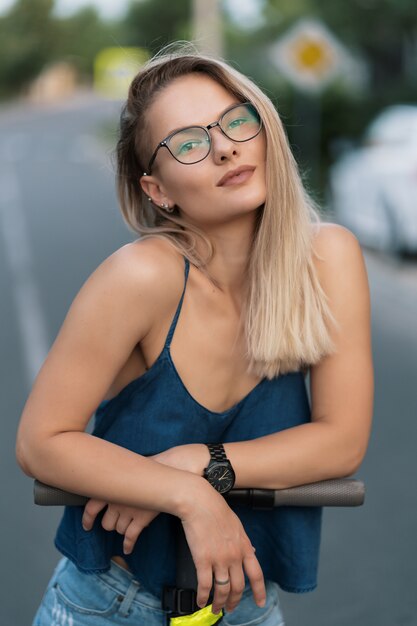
180, 480, 266, 615
80, 445, 208, 553
82, 500, 159, 554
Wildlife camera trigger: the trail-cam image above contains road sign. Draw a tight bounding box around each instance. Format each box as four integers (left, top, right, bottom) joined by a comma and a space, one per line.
94, 47, 149, 99
270, 19, 349, 93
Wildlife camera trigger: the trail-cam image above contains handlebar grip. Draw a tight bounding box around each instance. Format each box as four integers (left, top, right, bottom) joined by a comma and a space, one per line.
34, 481, 88, 506
33, 478, 365, 508
273, 478, 365, 506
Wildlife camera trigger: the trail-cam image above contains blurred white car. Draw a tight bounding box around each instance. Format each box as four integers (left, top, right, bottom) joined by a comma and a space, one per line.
329, 105, 417, 254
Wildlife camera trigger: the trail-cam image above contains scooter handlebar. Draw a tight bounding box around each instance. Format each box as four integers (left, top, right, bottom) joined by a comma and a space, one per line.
33, 477, 365, 508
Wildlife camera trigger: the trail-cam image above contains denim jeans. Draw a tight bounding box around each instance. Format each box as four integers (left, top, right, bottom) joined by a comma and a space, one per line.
32, 556, 285, 626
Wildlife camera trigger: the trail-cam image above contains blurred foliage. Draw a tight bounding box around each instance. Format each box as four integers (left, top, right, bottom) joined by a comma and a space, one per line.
1, 0, 416, 194
0, 0, 57, 96
0, 0, 122, 97
122, 0, 192, 55
53, 7, 125, 80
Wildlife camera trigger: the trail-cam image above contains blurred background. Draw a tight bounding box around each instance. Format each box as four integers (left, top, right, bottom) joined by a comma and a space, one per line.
1, 0, 416, 624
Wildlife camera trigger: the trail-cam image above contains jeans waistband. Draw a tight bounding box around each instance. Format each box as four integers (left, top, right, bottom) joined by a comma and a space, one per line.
62, 556, 164, 612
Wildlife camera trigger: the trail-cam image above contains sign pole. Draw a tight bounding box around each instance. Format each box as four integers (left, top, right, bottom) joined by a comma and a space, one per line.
270, 19, 350, 194
192, 0, 224, 58
293, 91, 321, 194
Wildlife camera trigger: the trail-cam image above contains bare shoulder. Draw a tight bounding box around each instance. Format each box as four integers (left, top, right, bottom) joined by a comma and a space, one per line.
311, 221, 361, 262
86, 236, 185, 308
310, 222, 367, 288
99, 236, 183, 283
309, 222, 371, 339
60, 236, 187, 351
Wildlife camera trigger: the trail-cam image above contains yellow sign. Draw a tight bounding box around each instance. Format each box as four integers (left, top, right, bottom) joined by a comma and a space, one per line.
94, 47, 149, 99
270, 19, 348, 93
294, 37, 333, 74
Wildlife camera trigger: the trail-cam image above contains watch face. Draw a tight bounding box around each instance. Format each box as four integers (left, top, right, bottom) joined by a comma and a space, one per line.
207, 463, 235, 494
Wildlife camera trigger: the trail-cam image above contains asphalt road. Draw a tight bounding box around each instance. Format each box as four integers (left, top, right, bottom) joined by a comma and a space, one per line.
1, 94, 416, 626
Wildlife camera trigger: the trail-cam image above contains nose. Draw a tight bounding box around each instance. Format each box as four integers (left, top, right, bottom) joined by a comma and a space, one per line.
210, 125, 239, 164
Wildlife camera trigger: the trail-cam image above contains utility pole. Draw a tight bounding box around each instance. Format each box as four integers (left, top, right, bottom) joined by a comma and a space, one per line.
192, 0, 224, 58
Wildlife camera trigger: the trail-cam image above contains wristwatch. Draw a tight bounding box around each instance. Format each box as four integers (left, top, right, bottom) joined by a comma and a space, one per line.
203, 443, 236, 494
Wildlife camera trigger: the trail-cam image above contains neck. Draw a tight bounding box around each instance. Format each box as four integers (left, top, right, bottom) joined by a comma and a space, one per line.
195, 212, 258, 299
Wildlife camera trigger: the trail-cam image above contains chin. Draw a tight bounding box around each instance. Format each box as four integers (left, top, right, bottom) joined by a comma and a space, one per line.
241, 191, 266, 213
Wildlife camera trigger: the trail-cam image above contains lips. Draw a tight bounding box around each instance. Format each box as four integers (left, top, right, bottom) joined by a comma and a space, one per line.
217, 165, 256, 187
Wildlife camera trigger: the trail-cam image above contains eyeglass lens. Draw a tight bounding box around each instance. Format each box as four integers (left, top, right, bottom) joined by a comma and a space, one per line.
167, 103, 261, 165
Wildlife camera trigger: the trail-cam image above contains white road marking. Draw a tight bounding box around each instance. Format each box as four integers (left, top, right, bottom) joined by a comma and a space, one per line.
0, 163, 49, 386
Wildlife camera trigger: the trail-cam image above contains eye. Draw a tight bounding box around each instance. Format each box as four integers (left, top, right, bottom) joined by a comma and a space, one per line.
178, 140, 202, 154
228, 117, 249, 129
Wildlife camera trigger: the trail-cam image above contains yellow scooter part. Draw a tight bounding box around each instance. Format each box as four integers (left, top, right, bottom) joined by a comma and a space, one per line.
169, 604, 223, 625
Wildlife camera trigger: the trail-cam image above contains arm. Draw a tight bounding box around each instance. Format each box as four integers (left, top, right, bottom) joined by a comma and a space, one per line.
15, 241, 193, 512
170, 224, 374, 489
15, 240, 265, 613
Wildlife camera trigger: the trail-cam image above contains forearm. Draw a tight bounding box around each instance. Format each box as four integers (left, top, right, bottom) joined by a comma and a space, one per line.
21, 431, 202, 517
224, 421, 363, 490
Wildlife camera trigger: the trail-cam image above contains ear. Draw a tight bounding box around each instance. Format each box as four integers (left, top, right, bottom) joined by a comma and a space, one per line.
139, 174, 174, 210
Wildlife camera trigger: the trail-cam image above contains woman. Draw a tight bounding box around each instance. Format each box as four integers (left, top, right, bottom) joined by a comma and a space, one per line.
16, 45, 373, 626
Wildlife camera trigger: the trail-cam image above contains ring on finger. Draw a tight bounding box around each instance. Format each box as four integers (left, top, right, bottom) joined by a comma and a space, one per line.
213, 577, 230, 585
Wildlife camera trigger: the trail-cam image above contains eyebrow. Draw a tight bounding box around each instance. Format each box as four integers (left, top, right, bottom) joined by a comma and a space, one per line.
160, 101, 242, 142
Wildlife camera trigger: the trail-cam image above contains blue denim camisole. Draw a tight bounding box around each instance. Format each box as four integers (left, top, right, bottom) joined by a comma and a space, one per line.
55, 255, 322, 597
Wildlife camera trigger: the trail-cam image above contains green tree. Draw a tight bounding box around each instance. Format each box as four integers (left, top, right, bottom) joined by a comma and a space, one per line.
0, 0, 122, 98
54, 7, 124, 81
0, 0, 57, 96
122, 0, 192, 54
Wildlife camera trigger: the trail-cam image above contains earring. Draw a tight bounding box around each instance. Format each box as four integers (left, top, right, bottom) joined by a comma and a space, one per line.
161, 203, 174, 213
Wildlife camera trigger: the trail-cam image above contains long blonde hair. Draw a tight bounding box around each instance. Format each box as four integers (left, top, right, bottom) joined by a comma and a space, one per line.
116, 43, 337, 378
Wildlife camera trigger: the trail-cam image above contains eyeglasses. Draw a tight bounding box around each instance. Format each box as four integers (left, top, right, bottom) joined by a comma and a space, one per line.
144, 102, 262, 174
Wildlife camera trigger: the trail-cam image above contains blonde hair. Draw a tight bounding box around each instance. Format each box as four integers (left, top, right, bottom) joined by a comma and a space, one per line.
116, 43, 338, 378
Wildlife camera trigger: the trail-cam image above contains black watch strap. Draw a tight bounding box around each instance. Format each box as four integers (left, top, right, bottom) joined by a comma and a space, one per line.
207, 443, 228, 462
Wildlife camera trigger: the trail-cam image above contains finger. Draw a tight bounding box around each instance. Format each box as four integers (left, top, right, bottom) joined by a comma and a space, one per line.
122, 510, 159, 554
82, 499, 107, 531
211, 571, 231, 615
116, 515, 133, 536
101, 507, 120, 532
225, 563, 245, 613
243, 551, 266, 608
195, 562, 213, 609
118, 510, 154, 537
122, 520, 143, 555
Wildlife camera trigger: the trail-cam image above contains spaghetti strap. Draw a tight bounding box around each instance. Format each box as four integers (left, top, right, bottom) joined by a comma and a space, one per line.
164, 256, 190, 350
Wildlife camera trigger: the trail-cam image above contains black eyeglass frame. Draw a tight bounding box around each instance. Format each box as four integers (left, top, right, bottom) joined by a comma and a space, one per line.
144, 101, 262, 175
